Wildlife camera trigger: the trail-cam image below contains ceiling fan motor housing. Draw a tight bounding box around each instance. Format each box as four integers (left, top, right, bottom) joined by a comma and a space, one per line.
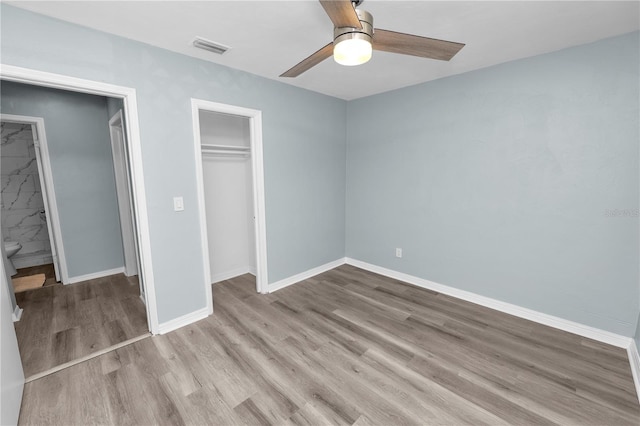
333, 9, 373, 47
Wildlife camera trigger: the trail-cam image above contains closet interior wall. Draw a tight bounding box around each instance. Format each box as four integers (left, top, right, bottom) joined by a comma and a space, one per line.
199, 111, 255, 284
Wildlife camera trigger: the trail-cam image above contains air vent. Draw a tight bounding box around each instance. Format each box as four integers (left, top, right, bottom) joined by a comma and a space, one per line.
192, 37, 230, 55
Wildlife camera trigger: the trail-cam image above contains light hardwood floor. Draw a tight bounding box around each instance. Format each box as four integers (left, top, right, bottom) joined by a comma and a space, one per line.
14, 271, 149, 378
18, 265, 639, 425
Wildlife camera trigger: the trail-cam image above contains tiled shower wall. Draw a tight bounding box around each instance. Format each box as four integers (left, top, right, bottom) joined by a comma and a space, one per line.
1, 121, 52, 268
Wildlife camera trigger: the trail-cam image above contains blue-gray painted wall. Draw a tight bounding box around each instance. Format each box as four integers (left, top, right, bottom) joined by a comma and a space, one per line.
2, 4, 636, 338
635, 313, 640, 354
106, 97, 124, 122
346, 32, 639, 336
1, 81, 125, 278
0, 4, 347, 324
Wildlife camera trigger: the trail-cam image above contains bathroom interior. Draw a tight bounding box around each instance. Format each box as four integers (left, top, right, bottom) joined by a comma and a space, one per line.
1, 121, 54, 282
1, 80, 149, 378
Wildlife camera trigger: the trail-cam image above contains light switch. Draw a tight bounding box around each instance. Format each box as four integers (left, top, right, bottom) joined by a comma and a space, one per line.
173, 196, 184, 212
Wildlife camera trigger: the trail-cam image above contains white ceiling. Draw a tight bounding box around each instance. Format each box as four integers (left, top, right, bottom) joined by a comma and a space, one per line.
7, 1, 640, 100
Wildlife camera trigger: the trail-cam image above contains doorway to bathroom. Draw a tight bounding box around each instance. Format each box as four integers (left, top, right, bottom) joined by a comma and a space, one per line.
1, 116, 63, 285
192, 99, 268, 312
0, 76, 153, 380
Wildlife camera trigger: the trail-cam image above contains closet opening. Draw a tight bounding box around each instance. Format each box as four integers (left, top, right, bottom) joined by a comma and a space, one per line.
192, 99, 268, 312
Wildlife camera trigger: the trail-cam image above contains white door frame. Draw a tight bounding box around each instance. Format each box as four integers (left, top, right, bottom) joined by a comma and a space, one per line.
108, 110, 139, 278
0, 259, 24, 426
0, 64, 160, 334
191, 98, 269, 310
0, 114, 67, 283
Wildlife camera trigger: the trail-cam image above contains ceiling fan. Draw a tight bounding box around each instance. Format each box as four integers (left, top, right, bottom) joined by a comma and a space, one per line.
280, 0, 465, 78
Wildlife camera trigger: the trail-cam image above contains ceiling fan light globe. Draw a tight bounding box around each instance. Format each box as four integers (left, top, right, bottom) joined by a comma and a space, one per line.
333, 37, 372, 66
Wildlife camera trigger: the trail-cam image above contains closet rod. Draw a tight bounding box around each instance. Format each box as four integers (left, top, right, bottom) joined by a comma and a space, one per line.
201, 143, 250, 152
201, 150, 250, 158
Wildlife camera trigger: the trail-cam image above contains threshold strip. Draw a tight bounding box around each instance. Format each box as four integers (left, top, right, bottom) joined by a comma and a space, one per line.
25, 333, 152, 383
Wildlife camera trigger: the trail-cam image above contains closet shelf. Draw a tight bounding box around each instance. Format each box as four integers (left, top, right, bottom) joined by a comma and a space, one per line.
201, 144, 250, 152
201, 144, 251, 158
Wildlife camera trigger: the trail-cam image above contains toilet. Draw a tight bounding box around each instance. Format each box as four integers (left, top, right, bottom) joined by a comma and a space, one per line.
4, 241, 22, 276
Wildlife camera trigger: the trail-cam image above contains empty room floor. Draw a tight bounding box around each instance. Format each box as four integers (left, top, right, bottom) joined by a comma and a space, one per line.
17, 266, 639, 425
14, 272, 149, 378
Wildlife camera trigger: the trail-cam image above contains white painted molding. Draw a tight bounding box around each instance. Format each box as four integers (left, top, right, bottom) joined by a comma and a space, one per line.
628, 341, 640, 404
191, 98, 269, 316
0, 64, 160, 335
211, 266, 256, 284
268, 258, 346, 293
12, 306, 23, 322
108, 109, 139, 278
158, 307, 209, 335
345, 257, 633, 349
66, 267, 125, 285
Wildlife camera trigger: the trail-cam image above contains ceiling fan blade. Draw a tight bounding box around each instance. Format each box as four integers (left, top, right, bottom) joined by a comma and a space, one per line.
319, 0, 362, 29
373, 29, 464, 61
280, 43, 334, 78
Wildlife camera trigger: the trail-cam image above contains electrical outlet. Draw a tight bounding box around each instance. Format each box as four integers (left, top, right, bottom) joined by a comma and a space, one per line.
395, 248, 402, 258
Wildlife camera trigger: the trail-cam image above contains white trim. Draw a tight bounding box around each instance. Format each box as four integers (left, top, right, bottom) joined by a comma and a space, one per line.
108, 110, 138, 277
11, 254, 53, 270
66, 267, 124, 284
12, 306, 23, 322
628, 341, 640, 404
249, 111, 269, 294
211, 266, 256, 284
0, 114, 68, 284
158, 307, 210, 335
345, 257, 632, 349
191, 99, 269, 318
191, 103, 213, 315
0, 64, 160, 335
268, 258, 346, 293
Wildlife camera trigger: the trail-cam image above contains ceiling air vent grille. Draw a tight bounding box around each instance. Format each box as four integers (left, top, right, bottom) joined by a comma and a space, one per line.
193, 37, 230, 55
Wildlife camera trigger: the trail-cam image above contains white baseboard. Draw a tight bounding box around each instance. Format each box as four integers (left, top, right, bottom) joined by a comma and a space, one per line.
158, 306, 210, 335
268, 258, 346, 293
12, 254, 53, 270
66, 267, 125, 284
12, 305, 23, 322
211, 266, 256, 284
628, 342, 640, 404
345, 257, 632, 349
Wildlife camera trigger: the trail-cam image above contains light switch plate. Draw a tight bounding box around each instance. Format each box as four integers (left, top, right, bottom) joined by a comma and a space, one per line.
173, 196, 184, 211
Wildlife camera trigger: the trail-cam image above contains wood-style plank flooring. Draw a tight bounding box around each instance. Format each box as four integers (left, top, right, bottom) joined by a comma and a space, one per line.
14, 272, 148, 378
18, 265, 639, 425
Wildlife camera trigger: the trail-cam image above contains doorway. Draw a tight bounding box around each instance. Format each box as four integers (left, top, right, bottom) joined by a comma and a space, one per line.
192, 99, 268, 312
0, 64, 158, 333
0, 66, 158, 382
0, 115, 64, 284
109, 109, 144, 301
0, 82, 150, 379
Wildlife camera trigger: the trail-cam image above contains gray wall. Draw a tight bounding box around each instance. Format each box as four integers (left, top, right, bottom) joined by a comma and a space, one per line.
3, 4, 634, 338
1, 81, 125, 278
346, 32, 639, 336
0, 4, 347, 324
635, 313, 640, 355
106, 97, 124, 122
